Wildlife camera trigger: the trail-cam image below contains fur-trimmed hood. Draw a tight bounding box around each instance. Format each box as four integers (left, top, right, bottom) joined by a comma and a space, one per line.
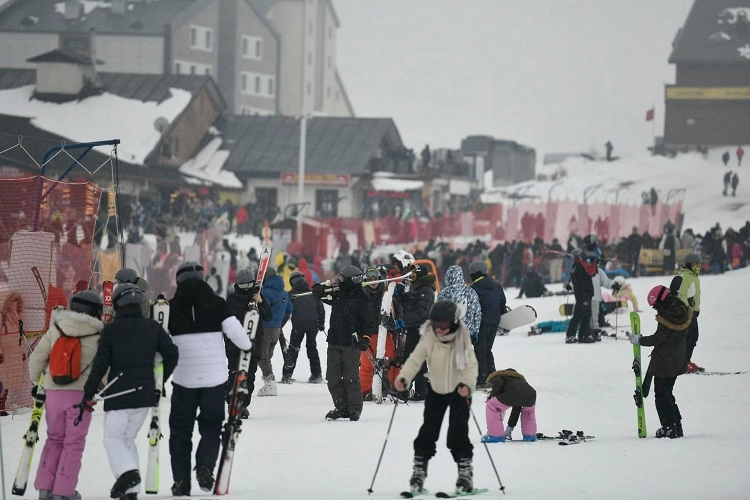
486, 368, 526, 385
655, 297, 692, 332
52, 308, 104, 338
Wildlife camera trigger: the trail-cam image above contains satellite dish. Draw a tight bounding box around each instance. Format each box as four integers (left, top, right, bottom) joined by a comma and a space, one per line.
154, 117, 169, 133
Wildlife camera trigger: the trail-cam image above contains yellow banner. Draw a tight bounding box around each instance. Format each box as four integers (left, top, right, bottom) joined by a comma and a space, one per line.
666, 87, 750, 100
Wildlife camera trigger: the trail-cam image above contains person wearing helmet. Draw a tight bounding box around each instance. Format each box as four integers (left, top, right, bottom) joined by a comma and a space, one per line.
388, 250, 415, 280
564, 251, 597, 344
468, 259, 506, 389
359, 266, 403, 400
79, 284, 179, 500
28, 291, 105, 500
166, 261, 252, 496
394, 300, 478, 495
669, 253, 703, 373
398, 263, 437, 401
282, 271, 325, 384
628, 285, 692, 438
611, 276, 641, 312
312, 265, 376, 421
437, 266, 481, 343
256, 266, 293, 397
115, 268, 151, 318
225, 268, 272, 418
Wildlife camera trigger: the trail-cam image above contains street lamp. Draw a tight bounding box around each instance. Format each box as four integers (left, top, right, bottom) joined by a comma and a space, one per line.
583, 184, 602, 204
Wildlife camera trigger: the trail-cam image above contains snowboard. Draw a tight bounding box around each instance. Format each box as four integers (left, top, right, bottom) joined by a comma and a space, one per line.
373, 281, 396, 402
498, 305, 536, 332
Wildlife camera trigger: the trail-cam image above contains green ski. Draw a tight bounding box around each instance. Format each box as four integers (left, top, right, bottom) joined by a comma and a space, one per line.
630, 312, 647, 438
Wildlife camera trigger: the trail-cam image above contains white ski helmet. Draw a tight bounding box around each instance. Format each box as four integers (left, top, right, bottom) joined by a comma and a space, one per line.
392, 250, 415, 270
613, 276, 626, 286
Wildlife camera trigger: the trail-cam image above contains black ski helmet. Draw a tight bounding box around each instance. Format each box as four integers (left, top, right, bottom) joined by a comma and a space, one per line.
236, 268, 256, 288
69, 290, 103, 318
112, 283, 143, 311
176, 261, 205, 283
468, 260, 488, 276
289, 271, 307, 287
338, 265, 363, 289
115, 267, 138, 284
411, 263, 429, 281
428, 299, 460, 331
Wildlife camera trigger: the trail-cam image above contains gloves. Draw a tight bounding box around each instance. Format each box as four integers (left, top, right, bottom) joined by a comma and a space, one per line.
504, 425, 514, 440
394, 377, 408, 392
394, 283, 405, 296
73, 397, 96, 426
394, 318, 406, 331
312, 281, 334, 299
31, 384, 39, 399
628, 333, 640, 345
353, 333, 370, 351
564, 283, 572, 292
311, 282, 325, 298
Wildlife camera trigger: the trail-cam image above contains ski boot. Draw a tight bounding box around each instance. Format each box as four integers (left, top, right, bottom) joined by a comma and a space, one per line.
655, 425, 678, 439
195, 464, 215, 492
325, 408, 348, 420
481, 434, 505, 443
409, 455, 429, 493
455, 458, 473, 494
308, 374, 324, 384
171, 480, 190, 497
110, 470, 140, 499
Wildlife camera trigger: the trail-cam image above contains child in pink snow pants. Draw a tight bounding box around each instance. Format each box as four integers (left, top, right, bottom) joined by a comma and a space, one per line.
481, 368, 537, 443
28, 292, 105, 500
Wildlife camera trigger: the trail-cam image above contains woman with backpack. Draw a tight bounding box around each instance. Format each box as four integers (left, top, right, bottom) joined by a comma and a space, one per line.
28, 291, 104, 500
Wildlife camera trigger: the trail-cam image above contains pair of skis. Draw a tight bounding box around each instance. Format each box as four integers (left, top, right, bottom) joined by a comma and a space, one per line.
11, 374, 46, 496
401, 488, 489, 498
145, 296, 170, 494
214, 245, 271, 495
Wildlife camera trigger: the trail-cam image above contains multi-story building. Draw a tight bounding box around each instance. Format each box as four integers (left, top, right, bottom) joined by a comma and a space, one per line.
0, 0, 354, 117
665, 0, 750, 148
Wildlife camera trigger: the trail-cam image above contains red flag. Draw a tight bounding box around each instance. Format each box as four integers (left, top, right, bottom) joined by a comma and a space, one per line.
645, 108, 654, 121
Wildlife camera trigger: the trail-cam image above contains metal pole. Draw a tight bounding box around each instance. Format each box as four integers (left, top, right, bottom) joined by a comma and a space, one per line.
0, 380, 6, 500
367, 399, 399, 494
296, 115, 307, 242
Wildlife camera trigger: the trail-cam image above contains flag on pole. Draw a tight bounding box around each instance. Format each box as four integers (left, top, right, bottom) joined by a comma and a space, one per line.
645, 108, 655, 121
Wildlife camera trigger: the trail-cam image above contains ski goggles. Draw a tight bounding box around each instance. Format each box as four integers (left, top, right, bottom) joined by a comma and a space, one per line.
431, 320, 452, 331
363, 268, 380, 282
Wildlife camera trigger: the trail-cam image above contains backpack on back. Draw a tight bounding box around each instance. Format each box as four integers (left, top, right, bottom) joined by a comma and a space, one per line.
49, 323, 94, 385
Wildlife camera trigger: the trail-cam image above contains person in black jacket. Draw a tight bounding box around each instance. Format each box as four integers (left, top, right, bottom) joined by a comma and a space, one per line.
468, 260, 506, 388
81, 284, 178, 500
284, 271, 326, 384
564, 251, 597, 343
312, 265, 376, 421
166, 262, 252, 496
629, 285, 691, 438
399, 264, 437, 401
516, 270, 548, 298
225, 268, 272, 419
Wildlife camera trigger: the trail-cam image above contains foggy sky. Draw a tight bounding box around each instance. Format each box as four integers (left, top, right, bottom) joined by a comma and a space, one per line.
335, 0, 696, 158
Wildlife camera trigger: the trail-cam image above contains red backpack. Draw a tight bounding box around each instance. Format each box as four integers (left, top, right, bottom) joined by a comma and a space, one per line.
48, 323, 96, 385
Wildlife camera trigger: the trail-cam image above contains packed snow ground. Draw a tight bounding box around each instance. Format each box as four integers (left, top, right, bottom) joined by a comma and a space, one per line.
2, 269, 749, 500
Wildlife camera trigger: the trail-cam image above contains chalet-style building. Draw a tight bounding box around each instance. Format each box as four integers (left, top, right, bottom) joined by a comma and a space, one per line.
665, 0, 750, 148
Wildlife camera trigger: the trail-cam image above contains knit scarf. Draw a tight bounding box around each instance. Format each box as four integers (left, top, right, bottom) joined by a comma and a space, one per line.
435, 325, 472, 371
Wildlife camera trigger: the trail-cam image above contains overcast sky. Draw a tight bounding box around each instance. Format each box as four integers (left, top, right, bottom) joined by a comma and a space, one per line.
335, 0, 696, 158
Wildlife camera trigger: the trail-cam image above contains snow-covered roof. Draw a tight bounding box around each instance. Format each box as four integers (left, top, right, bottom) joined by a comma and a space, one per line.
0, 84, 191, 165
179, 137, 242, 189
370, 172, 423, 192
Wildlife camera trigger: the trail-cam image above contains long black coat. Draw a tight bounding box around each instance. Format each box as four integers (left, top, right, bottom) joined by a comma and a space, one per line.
322, 284, 376, 348
225, 287, 272, 366
83, 306, 178, 411
401, 273, 436, 329
290, 280, 325, 330
569, 258, 594, 302
471, 274, 506, 325
640, 297, 692, 378
487, 369, 536, 407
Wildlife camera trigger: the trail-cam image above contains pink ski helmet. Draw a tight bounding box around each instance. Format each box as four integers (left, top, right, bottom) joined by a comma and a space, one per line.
647, 285, 670, 308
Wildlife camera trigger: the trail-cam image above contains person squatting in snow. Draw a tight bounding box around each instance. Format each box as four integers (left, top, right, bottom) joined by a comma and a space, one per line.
628, 285, 692, 438
80, 284, 179, 500
394, 299, 479, 495
480, 368, 538, 443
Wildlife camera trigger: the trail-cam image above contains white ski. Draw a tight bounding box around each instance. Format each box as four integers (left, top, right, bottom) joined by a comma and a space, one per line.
372, 281, 396, 402
145, 297, 169, 494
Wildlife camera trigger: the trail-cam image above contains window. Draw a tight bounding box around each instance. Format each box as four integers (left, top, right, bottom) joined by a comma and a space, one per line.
190, 65, 196, 75
190, 25, 213, 52
174, 59, 211, 76
175, 62, 181, 73
316, 190, 339, 217
204, 67, 210, 75
241, 71, 275, 98
255, 76, 261, 94
255, 188, 278, 218
242, 36, 263, 60
242, 73, 247, 92
268, 77, 275, 97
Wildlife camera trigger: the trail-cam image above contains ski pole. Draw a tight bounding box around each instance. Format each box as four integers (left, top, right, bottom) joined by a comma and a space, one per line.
467, 401, 506, 494
96, 386, 142, 402
292, 273, 413, 297
366, 398, 399, 494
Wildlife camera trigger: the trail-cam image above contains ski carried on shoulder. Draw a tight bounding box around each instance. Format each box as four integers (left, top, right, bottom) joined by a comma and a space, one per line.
145, 295, 169, 494
435, 488, 489, 498
12, 373, 46, 496
214, 246, 271, 495
400, 489, 429, 498
630, 311, 647, 438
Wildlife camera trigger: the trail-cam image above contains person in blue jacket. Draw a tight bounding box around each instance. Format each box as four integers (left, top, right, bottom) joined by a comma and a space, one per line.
256, 267, 293, 397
